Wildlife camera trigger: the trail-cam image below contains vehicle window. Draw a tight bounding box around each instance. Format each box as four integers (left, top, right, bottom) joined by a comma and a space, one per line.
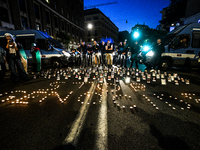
172, 34, 190, 49
192, 31, 200, 48
15, 36, 35, 50
0, 38, 6, 48
162, 34, 176, 45
36, 39, 49, 50
47, 38, 64, 49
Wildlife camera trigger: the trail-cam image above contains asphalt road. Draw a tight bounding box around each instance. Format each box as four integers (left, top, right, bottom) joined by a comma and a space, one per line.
0, 66, 200, 150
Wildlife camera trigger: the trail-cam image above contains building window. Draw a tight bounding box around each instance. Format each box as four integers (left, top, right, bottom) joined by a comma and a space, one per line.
94, 30, 98, 36
61, 8, 64, 14
36, 24, 40, 30
61, 20, 65, 31
86, 17, 91, 21
54, 1, 57, 9
192, 32, 200, 48
93, 16, 98, 20
18, 0, 26, 13
67, 12, 70, 19
34, 3, 40, 19
67, 24, 70, 33
45, 10, 50, 24
72, 27, 74, 35
54, 16, 58, 28
88, 31, 91, 36
77, 30, 79, 36
21, 16, 28, 29
47, 27, 51, 35
0, 7, 9, 23
55, 30, 58, 37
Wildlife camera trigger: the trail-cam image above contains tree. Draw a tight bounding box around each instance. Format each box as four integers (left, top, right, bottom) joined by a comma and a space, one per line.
160, 0, 188, 26
56, 32, 71, 48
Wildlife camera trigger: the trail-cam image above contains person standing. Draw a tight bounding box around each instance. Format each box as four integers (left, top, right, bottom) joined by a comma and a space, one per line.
76, 44, 81, 66
105, 40, 113, 67
99, 41, 105, 65
80, 42, 88, 67
3, 33, 29, 82
87, 44, 93, 66
92, 41, 100, 65
117, 42, 123, 66
130, 41, 140, 68
31, 43, 41, 73
17, 43, 28, 73
71, 46, 76, 66
0, 46, 6, 82
121, 41, 129, 68
153, 39, 165, 68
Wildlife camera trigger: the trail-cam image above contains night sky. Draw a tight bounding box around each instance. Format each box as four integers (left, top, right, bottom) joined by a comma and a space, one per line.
84, 0, 170, 32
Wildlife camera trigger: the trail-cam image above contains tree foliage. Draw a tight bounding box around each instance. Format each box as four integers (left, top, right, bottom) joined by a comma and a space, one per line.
56, 32, 71, 47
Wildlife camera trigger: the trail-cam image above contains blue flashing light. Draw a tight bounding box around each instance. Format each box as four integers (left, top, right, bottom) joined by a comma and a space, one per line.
37, 30, 52, 39
133, 31, 139, 38
143, 45, 150, 52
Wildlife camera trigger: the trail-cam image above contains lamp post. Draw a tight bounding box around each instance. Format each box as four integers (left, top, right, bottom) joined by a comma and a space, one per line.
87, 23, 93, 30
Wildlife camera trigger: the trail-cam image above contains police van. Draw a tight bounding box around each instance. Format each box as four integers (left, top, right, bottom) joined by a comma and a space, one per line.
0, 30, 71, 68
160, 23, 200, 70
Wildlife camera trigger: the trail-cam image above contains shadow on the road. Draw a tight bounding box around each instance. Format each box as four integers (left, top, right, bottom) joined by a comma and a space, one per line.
149, 124, 190, 150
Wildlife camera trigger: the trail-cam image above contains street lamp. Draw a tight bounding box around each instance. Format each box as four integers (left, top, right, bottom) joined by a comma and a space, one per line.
88, 23, 93, 29
133, 31, 139, 39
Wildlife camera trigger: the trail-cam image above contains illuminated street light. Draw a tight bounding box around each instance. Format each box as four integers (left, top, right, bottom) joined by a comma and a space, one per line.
88, 23, 93, 29
133, 31, 139, 38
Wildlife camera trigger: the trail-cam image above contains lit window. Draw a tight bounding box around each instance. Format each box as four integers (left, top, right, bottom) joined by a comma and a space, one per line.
36, 24, 40, 30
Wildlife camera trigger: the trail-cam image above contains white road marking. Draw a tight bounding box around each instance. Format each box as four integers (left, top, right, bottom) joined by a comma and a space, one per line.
63, 80, 97, 145
95, 78, 108, 150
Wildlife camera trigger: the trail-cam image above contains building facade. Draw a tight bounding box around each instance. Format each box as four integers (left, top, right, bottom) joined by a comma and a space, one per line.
184, 0, 200, 24
84, 8, 118, 45
0, 0, 84, 47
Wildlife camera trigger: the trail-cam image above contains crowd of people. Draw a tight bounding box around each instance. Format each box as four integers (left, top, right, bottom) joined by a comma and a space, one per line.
70, 40, 142, 68
0, 31, 164, 83
0, 33, 41, 83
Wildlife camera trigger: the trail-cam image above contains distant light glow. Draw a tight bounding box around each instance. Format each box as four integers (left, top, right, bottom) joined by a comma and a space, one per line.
143, 45, 150, 51
146, 50, 154, 57
133, 31, 139, 38
88, 24, 93, 29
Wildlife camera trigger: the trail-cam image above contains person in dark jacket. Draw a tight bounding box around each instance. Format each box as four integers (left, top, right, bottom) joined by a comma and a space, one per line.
31, 43, 41, 72
80, 42, 88, 67
105, 40, 114, 67
3, 33, 29, 82
87, 44, 93, 66
130, 41, 140, 68
92, 41, 100, 65
153, 39, 165, 68
99, 41, 105, 65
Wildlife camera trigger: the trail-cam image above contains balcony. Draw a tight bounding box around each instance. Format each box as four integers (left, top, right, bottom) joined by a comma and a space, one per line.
1, 21, 15, 30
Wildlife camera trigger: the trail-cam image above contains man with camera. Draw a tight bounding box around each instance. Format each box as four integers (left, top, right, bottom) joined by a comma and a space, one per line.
3, 33, 29, 82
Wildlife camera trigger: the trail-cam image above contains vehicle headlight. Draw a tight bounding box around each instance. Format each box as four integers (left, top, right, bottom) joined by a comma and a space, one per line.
143, 45, 150, 52
62, 51, 71, 57
146, 50, 154, 57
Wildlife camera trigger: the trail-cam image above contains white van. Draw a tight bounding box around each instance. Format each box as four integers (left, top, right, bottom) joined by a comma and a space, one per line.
0, 30, 71, 68
160, 23, 200, 70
